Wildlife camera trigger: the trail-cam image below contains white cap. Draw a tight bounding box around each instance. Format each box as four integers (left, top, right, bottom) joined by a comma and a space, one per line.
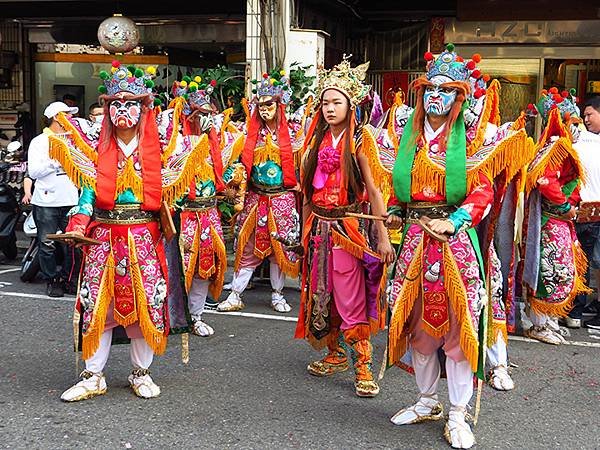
6, 141, 21, 152
43, 101, 78, 119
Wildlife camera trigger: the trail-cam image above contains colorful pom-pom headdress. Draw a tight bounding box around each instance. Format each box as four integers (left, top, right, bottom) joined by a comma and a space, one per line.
98, 60, 158, 104
315, 56, 371, 108
172, 75, 218, 114
535, 87, 580, 124
250, 70, 291, 104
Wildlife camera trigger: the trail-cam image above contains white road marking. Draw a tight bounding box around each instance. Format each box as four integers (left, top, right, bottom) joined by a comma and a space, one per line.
2, 290, 600, 348
0, 267, 21, 275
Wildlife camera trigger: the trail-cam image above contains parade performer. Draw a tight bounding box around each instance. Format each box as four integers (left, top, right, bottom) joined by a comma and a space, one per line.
217, 70, 301, 313
156, 75, 240, 336
294, 58, 394, 398
386, 45, 531, 448
49, 62, 204, 401
523, 88, 590, 345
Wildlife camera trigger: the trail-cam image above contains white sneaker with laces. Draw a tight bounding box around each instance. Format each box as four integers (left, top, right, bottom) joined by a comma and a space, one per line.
128, 370, 161, 399
60, 370, 107, 402
191, 314, 215, 337
217, 291, 245, 312
488, 365, 515, 391
444, 408, 475, 449
271, 290, 291, 313
390, 395, 444, 425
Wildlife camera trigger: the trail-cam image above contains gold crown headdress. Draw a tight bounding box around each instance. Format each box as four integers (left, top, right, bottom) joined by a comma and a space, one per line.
316, 56, 371, 108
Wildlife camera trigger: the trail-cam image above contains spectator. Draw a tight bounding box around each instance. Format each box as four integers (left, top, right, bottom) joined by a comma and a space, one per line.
27, 102, 79, 297
88, 102, 103, 123
583, 96, 600, 134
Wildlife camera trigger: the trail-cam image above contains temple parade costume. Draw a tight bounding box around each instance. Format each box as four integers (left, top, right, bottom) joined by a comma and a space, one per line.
386, 45, 532, 449
294, 58, 394, 398
217, 70, 301, 313
49, 61, 205, 401
156, 75, 240, 336
522, 88, 590, 345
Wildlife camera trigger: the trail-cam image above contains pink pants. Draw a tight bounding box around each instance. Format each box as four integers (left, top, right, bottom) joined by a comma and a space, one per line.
331, 247, 368, 331
238, 233, 278, 269
407, 293, 467, 363
103, 300, 144, 340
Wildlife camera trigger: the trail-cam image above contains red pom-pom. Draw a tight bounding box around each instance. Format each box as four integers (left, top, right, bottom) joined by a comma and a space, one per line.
553, 94, 563, 103
527, 103, 534, 110
210, 79, 217, 87
561, 90, 569, 98
262, 73, 269, 79
471, 69, 481, 79
466, 61, 476, 70
482, 74, 491, 82
456, 56, 464, 62
551, 104, 558, 109
549, 87, 559, 94
424, 52, 434, 61
112, 60, 121, 68
472, 53, 482, 63
474, 88, 485, 99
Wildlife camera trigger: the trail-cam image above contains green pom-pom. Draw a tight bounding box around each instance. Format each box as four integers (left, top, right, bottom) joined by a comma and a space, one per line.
446, 43, 455, 52
153, 98, 162, 106
252, 89, 257, 94
183, 93, 189, 100
182, 76, 192, 83
98, 85, 107, 94
99, 70, 110, 80
282, 85, 289, 91
126, 65, 135, 73
189, 85, 197, 92
145, 79, 154, 88
251, 79, 258, 85
569, 88, 577, 95
134, 68, 144, 78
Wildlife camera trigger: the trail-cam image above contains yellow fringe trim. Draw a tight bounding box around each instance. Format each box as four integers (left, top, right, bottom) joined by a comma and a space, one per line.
161, 96, 186, 163
81, 251, 115, 360
331, 228, 365, 260
162, 134, 209, 206
410, 150, 446, 197
233, 205, 257, 272
227, 134, 246, 168
129, 230, 167, 355
48, 136, 96, 190
209, 226, 227, 300
116, 158, 144, 201
466, 79, 500, 157
388, 237, 424, 365
55, 112, 98, 163
386, 91, 404, 150
220, 107, 234, 144
253, 136, 281, 165
488, 319, 508, 347
512, 111, 526, 131
525, 136, 586, 196
530, 240, 592, 318
268, 210, 300, 278
443, 243, 480, 373
361, 126, 393, 202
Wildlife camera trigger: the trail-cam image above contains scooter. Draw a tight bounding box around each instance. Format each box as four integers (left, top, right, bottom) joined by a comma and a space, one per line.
20, 211, 38, 281
0, 161, 20, 260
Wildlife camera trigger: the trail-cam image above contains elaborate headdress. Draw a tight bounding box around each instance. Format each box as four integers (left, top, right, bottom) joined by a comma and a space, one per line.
172, 75, 218, 114
534, 87, 580, 123
98, 60, 159, 104
250, 70, 291, 104
315, 56, 371, 107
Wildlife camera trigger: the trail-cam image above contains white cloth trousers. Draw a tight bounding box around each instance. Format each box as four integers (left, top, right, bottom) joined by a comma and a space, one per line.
231, 267, 254, 293
188, 278, 210, 316
270, 262, 285, 292
411, 349, 440, 397
529, 310, 549, 327
85, 329, 154, 373
487, 333, 508, 368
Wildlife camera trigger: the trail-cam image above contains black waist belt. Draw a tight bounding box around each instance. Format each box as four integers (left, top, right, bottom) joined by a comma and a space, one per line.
311, 203, 362, 220
406, 203, 456, 221
94, 205, 158, 224
182, 197, 217, 211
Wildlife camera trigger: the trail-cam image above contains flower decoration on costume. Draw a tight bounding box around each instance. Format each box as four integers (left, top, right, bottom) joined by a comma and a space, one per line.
317, 145, 341, 174
172, 75, 218, 115
250, 69, 291, 104
535, 87, 580, 124
98, 60, 159, 104
316, 56, 371, 107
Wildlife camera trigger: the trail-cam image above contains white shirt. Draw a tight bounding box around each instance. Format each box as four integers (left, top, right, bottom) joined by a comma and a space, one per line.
27, 129, 79, 207
117, 135, 139, 157
575, 130, 600, 201
424, 119, 446, 142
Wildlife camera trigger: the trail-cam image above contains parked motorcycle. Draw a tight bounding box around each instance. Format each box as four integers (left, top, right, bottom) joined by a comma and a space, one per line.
0, 161, 20, 260
20, 211, 38, 281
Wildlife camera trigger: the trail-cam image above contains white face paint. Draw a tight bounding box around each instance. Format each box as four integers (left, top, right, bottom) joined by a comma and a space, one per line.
423, 85, 457, 116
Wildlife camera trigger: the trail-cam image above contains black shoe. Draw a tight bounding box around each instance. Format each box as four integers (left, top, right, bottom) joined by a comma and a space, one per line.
584, 316, 600, 330
47, 280, 64, 298
583, 302, 600, 317
204, 298, 219, 311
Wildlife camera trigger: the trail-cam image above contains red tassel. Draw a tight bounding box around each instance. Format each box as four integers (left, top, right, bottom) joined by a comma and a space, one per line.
277, 103, 297, 188
208, 127, 226, 192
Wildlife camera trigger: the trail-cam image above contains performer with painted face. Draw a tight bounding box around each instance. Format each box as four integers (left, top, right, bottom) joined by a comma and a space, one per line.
217, 70, 300, 313
48, 61, 203, 401
156, 75, 241, 336
295, 58, 394, 398
386, 44, 531, 449
522, 88, 590, 345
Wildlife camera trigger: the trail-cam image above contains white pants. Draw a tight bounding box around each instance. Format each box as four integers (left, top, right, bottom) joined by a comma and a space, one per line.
412, 349, 473, 408
231, 262, 285, 295
529, 310, 549, 327
188, 278, 210, 316
487, 333, 508, 368
85, 329, 153, 373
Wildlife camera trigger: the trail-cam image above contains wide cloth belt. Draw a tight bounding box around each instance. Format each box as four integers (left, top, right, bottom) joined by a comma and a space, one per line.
406, 202, 457, 222
250, 184, 288, 196
182, 197, 217, 211
94, 204, 158, 224
311, 203, 362, 220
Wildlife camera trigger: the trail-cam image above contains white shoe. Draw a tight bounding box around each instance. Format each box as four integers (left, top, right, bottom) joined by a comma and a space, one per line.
191, 314, 215, 337
525, 325, 563, 345
560, 317, 581, 329
271, 291, 291, 313
60, 370, 107, 402
128, 370, 160, 399
217, 292, 245, 312
444, 408, 475, 449
390, 395, 444, 425
488, 365, 515, 391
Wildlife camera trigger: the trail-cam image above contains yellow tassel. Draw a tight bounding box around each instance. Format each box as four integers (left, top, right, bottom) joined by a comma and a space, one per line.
129, 230, 167, 355
209, 226, 228, 300
48, 136, 96, 190
361, 127, 393, 202
81, 251, 115, 360
227, 134, 246, 168
512, 111, 527, 131
466, 80, 500, 157
161, 97, 185, 163
55, 112, 98, 163
443, 243, 480, 373
116, 158, 144, 202
388, 237, 424, 366
233, 205, 257, 272
268, 211, 300, 278
411, 150, 447, 197
489, 319, 508, 347
253, 137, 281, 165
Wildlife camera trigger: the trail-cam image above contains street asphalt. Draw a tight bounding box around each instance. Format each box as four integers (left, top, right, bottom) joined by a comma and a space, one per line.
1, 264, 600, 450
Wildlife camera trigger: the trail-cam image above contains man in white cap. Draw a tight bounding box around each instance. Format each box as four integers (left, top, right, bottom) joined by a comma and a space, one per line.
27, 101, 79, 297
